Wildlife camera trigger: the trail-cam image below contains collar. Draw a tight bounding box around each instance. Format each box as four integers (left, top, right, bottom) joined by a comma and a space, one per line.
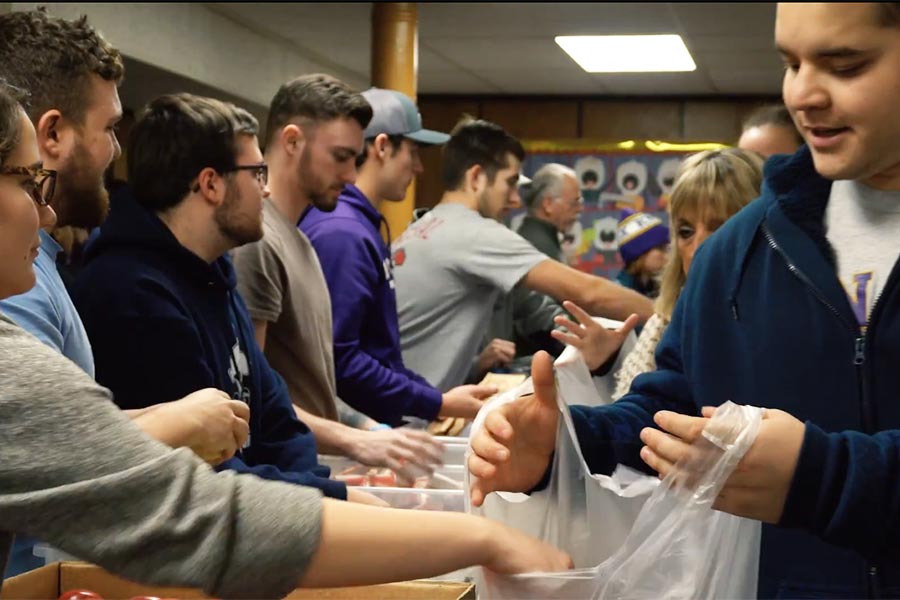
39, 229, 63, 260
339, 184, 382, 229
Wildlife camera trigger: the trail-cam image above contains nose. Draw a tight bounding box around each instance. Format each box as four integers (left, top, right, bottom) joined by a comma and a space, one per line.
39, 203, 57, 229
112, 134, 122, 163
262, 182, 271, 199
508, 187, 522, 209
343, 163, 358, 185
413, 153, 424, 175
783, 62, 830, 115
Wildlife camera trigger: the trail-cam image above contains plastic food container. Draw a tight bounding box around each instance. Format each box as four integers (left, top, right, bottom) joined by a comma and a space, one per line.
355, 486, 466, 512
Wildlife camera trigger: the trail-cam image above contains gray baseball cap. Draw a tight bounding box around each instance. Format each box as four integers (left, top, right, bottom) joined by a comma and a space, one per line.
361, 87, 450, 145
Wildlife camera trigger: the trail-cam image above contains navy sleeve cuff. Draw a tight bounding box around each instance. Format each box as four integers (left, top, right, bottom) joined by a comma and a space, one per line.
779, 421, 830, 531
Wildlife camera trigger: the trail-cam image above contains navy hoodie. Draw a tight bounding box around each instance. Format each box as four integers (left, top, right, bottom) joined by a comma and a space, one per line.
300, 185, 442, 426
72, 190, 346, 499
569, 146, 900, 597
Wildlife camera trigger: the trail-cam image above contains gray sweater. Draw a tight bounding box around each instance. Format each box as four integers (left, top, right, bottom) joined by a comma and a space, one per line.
0, 314, 323, 599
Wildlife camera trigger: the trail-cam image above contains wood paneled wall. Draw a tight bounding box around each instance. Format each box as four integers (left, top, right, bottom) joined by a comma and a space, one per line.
414, 95, 777, 209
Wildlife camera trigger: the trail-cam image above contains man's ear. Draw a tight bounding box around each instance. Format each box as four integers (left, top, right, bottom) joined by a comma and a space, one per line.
465, 164, 485, 194
35, 109, 70, 164
372, 133, 390, 159
194, 167, 226, 207
280, 124, 306, 157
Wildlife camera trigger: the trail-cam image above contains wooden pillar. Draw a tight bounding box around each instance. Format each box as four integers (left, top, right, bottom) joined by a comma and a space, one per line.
371, 2, 417, 241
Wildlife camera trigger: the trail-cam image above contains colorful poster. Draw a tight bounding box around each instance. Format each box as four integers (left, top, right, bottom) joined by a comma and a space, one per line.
507, 140, 726, 280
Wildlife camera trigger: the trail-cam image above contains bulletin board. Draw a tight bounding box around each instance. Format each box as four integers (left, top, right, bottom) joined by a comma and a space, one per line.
508, 139, 728, 280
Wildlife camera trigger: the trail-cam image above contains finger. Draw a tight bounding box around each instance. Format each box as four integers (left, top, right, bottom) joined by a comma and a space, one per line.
639, 426, 692, 466
232, 416, 250, 449
561, 300, 596, 327
550, 330, 585, 348
398, 431, 445, 462
228, 400, 250, 422
653, 410, 707, 443
498, 348, 516, 363
554, 316, 587, 336
467, 452, 498, 479
701, 406, 716, 418
483, 409, 514, 442
471, 426, 511, 463
640, 445, 675, 477
617, 313, 640, 337
470, 481, 487, 507
498, 340, 516, 353
471, 384, 500, 399
531, 351, 558, 411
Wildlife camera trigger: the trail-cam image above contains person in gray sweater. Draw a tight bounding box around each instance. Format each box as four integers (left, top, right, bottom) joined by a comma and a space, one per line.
0, 58, 571, 600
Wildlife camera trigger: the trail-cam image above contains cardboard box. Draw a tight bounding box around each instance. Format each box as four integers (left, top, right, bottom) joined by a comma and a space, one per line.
1, 562, 475, 600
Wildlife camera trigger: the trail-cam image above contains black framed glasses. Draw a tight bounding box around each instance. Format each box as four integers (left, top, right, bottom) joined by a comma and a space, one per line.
0, 165, 57, 206
228, 163, 268, 186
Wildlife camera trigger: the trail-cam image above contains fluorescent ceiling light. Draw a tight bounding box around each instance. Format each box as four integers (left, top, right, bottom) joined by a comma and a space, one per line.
555, 34, 696, 73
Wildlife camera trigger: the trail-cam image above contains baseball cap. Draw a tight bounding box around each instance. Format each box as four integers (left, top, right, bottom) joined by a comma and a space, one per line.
361, 87, 450, 145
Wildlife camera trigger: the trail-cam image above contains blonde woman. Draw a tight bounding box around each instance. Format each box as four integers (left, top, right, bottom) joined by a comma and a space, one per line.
551, 148, 764, 396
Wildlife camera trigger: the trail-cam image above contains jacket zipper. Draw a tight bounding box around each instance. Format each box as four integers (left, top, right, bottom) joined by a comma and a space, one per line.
762, 224, 883, 598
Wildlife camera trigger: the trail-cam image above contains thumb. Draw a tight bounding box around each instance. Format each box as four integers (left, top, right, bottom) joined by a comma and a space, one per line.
618, 313, 640, 338
531, 351, 558, 410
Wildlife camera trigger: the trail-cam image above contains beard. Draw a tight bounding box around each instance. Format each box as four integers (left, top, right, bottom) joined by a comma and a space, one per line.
299, 146, 340, 212
215, 181, 263, 249
53, 141, 109, 229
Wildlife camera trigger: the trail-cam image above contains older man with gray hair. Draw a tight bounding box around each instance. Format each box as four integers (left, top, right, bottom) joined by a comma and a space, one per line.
517, 163, 582, 262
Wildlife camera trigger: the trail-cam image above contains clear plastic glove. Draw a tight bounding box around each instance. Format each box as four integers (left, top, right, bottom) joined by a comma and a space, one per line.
346, 427, 445, 478
136, 388, 250, 466
468, 352, 559, 507
440, 383, 500, 420
551, 300, 639, 371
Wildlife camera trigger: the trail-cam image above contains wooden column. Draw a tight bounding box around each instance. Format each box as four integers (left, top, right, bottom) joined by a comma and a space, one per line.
371, 2, 417, 241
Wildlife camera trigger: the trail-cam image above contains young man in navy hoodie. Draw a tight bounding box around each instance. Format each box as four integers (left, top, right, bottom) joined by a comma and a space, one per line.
469, 3, 900, 597
300, 88, 499, 426
72, 93, 359, 502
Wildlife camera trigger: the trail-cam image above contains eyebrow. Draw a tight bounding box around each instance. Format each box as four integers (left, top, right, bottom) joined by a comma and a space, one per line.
776, 44, 870, 60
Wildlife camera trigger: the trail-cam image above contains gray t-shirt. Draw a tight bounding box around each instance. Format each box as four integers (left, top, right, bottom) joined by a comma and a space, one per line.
826, 180, 900, 330
233, 199, 339, 421
393, 203, 547, 390
0, 313, 322, 599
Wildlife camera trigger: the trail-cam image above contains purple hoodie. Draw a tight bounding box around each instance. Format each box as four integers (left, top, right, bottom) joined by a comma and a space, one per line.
300, 185, 442, 426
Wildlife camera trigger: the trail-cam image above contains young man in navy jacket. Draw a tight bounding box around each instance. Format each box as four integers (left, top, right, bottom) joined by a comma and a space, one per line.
301, 88, 497, 426
469, 3, 900, 597
72, 94, 352, 501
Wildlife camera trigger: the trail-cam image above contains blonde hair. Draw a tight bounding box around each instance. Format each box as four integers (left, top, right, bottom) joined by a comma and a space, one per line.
655, 148, 764, 319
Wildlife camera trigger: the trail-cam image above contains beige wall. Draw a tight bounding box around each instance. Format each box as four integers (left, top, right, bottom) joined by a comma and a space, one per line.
415, 96, 777, 209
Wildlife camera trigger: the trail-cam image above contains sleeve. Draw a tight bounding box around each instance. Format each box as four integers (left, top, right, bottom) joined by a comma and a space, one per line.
567, 285, 700, 477
779, 424, 900, 561
232, 236, 285, 323
239, 342, 348, 500
0, 270, 65, 354
458, 221, 548, 293
0, 322, 323, 600
312, 228, 442, 425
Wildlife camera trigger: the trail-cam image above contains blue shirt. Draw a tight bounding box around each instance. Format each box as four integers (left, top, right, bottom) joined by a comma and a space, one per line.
0, 229, 94, 376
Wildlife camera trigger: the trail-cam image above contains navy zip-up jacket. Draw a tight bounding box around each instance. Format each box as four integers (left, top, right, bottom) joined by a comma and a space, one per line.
300, 185, 442, 426
72, 191, 346, 499
570, 146, 900, 598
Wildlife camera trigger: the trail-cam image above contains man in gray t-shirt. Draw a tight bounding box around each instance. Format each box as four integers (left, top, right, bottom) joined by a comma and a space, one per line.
393, 120, 653, 391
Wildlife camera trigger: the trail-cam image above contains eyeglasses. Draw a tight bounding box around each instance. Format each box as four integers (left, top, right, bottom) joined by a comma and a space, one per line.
0, 165, 57, 206
227, 163, 268, 187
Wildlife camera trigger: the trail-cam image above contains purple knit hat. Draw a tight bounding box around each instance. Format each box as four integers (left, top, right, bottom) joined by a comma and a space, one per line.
617, 208, 670, 265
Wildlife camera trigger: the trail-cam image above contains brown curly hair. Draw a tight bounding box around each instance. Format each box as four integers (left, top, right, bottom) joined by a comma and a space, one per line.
0, 80, 28, 167
0, 7, 124, 125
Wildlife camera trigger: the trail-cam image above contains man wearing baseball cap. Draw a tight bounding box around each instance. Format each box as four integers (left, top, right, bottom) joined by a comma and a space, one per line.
301, 88, 497, 427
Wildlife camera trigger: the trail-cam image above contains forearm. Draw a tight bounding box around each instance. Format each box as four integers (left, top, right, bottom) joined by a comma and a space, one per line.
293, 404, 358, 456
578, 280, 653, 323
130, 405, 194, 448
301, 500, 492, 587
335, 396, 378, 430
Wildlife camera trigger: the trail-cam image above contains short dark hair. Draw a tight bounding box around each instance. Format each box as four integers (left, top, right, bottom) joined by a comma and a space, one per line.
0, 8, 124, 125
128, 93, 242, 213
228, 104, 260, 137
0, 80, 28, 167
877, 3, 900, 26
355, 133, 405, 169
742, 104, 804, 146
264, 73, 372, 148
441, 119, 525, 191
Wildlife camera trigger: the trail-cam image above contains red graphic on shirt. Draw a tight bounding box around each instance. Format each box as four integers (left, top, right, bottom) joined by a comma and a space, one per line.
393, 248, 406, 266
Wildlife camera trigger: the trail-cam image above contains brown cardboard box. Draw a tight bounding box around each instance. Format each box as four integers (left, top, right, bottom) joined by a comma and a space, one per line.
1, 562, 475, 600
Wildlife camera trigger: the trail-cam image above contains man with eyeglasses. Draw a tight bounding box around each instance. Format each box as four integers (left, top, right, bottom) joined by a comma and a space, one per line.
517, 163, 583, 264
232, 75, 443, 478
72, 93, 370, 504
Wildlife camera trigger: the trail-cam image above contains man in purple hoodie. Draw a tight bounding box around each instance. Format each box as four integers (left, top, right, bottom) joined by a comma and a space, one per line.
301, 88, 496, 427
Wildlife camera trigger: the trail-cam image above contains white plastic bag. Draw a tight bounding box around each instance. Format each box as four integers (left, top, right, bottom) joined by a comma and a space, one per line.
466, 350, 761, 599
